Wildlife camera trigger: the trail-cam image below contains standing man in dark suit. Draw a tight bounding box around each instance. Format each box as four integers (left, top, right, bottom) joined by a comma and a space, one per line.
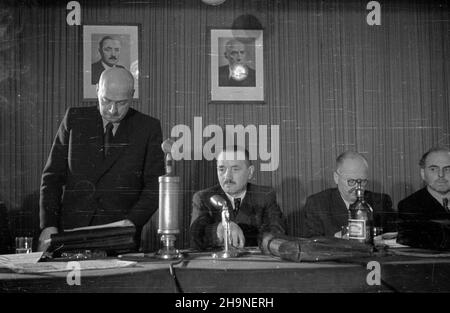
38, 67, 164, 251
218, 39, 256, 87
91, 36, 124, 85
190, 146, 286, 250
302, 151, 396, 238
397, 147, 450, 248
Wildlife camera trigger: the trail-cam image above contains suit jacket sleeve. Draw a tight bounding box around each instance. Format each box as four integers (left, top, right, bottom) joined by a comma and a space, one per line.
189, 192, 221, 250
126, 120, 165, 229
397, 198, 427, 246
258, 190, 286, 239
39, 108, 71, 229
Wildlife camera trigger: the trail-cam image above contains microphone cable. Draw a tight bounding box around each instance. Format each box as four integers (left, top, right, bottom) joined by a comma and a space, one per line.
168, 255, 185, 293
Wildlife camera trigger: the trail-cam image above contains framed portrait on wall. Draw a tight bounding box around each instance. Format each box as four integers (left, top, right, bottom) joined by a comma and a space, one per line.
209, 29, 264, 103
83, 25, 139, 99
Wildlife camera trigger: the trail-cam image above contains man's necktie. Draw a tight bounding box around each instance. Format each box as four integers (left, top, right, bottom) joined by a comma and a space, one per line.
104, 122, 114, 158
443, 198, 449, 213
234, 198, 241, 215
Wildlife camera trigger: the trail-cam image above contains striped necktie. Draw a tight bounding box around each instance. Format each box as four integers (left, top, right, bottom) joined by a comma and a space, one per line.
443, 198, 449, 213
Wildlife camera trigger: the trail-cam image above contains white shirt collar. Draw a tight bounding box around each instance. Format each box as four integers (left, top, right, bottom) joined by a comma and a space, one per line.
426, 186, 450, 206
101, 118, 120, 135
342, 197, 352, 210
101, 61, 114, 71
224, 190, 247, 210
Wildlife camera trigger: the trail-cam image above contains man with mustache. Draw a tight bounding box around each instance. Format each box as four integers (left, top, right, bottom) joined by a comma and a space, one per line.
397, 147, 450, 248
38, 67, 164, 251
91, 36, 124, 85
189, 146, 286, 250
302, 151, 396, 238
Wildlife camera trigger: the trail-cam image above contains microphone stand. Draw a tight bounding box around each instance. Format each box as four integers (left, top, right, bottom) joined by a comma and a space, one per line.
212, 202, 240, 259
155, 139, 181, 260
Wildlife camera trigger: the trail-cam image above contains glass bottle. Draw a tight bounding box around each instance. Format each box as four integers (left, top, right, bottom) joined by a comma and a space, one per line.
348, 181, 374, 245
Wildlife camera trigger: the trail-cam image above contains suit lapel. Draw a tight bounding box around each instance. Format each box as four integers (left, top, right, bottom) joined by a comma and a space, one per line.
94, 113, 104, 164
217, 187, 233, 212
92, 110, 132, 184
80, 109, 104, 183
235, 183, 255, 220
422, 188, 449, 216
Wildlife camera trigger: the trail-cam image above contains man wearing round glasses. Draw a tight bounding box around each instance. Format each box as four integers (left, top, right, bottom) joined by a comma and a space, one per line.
302, 151, 396, 238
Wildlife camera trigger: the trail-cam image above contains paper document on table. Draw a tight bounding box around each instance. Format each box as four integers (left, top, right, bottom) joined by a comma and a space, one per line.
65, 220, 132, 232
374, 232, 409, 248
0, 252, 44, 270
0, 258, 136, 274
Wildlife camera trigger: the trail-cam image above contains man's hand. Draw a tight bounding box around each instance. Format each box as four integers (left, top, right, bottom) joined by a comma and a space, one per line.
38, 227, 58, 252
216, 221, 245, 248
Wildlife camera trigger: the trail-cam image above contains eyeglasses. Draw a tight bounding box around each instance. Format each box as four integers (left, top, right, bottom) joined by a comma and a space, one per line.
335, 172, 368, 187
346, 178, 368, 187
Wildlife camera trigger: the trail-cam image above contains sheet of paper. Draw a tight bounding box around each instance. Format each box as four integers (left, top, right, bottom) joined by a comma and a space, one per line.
9, 259, 137, 273
0, 252, 44, 269
64, 220, 133, 232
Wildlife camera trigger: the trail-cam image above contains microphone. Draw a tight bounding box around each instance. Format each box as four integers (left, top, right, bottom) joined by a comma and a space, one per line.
155, 139, 181, 259
210, 195, 227, 209
161, 138, 174, 175
209, 195, 239, 259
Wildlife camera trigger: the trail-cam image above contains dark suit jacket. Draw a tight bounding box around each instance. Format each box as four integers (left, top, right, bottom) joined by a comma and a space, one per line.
302, 188, 396, 237
397, 187, 450, 249
189, 183, 286, 250
0, 201, 11, 254
40, 106, 165, 237
91, 61, 124, 85
218, 65, 256, 87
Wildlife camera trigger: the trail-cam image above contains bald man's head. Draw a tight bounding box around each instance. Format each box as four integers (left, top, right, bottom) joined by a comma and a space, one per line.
97, 68, 135, 123
333, 151, 369, 203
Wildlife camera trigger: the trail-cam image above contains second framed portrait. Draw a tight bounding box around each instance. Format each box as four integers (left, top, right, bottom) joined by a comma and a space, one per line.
83, 25, 139, 100
209, 29, 264, 103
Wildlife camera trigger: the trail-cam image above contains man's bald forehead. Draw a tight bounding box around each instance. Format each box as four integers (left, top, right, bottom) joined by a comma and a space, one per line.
336, 151, 368, 173
99, 68, 134, 91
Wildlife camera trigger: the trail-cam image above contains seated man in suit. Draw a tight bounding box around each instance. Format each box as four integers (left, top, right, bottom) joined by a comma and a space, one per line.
38, 67, 164, 251
218, 39, 256, 87
397, 147, 450, 249
190, 146, 286, 250
302, 151, 396, 238
91, 36, 125, 85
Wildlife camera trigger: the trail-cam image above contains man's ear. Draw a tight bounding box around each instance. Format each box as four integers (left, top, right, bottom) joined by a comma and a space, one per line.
248, 165, 255, 180
420, 168, 425, 181
333, 171, 339, 185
